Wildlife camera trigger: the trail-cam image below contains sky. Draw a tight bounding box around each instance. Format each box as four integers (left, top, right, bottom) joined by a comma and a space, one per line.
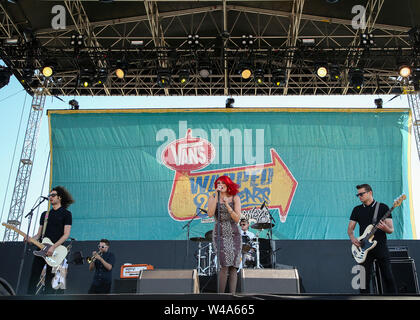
1, 70, 419, 240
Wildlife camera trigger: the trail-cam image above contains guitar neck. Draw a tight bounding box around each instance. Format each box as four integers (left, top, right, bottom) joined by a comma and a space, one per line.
368, 206, 395, 237
1, 223, 44, 249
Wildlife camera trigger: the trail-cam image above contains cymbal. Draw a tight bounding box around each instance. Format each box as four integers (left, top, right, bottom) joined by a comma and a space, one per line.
190, 237, 209, 242
251, 222, 275, 230
205, 230, 213, 240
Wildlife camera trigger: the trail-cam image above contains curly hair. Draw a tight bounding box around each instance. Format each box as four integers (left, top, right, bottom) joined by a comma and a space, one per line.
214, 175, 240, 195
52, 186, 75, 209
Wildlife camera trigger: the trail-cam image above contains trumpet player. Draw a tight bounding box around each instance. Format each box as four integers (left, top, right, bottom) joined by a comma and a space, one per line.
88, 239, 115, 294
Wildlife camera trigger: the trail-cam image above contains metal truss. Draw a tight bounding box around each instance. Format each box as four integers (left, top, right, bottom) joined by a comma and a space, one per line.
408, 92, 420, 161
3, 86, 48, 241
0, 2, 417, 97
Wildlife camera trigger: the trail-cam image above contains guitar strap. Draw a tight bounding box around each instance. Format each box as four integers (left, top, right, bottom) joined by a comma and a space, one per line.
41, 207, 51, 241
372, 201, 380, 224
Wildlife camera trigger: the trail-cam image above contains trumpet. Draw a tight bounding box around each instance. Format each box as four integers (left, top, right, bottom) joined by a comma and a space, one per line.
87, 251, 102, 264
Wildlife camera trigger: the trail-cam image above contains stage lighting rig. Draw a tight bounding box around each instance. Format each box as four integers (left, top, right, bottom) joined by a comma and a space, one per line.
178, 69, 190, 85
360, 33, 375, 47
254, 68, 264, 85
241, 35, 255, 48
315, 63, 328, 78
157, 70, 171, 88
349, 68, 364, 90
329, 65, 341, 81
398, 65, 412, 78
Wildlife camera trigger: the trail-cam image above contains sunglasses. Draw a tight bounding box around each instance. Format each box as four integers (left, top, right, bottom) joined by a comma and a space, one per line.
98, 245, 107, 249
356, 191, 368, 197
49, 193, 58, 197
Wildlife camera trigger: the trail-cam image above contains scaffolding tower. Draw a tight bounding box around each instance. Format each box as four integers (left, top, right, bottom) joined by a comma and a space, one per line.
2, 87, 47, 241
408, 92, 420, 162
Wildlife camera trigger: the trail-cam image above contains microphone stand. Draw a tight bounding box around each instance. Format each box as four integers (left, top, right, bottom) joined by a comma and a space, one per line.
182, 211, 197, 262
16, 196, 48, 294
262, 202, 276, 269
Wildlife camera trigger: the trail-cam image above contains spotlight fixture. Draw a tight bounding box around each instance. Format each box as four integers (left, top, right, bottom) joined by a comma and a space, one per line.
315, 64, 328, 78
272, 68, 286, 87
360, 33, 374, 47
96, 68, 108, 85
21, 67, 34, 83
69, 99, 79, 110
0, 67, 11, 89
198, 60, 211, 78
225, 98, 235, 108
187, 34, 200, 47
178, 69, 190, 85
254, 68, 264, 85
239, 64, 252, 80
329, 65, 341, 81
241, 35, 254, 47
114, 61, 128, 79
79, 68, 94, 88
374, 98, 383, 109
349, 68, 364, 90
157, 70, 171, 88
41, 63, 55, 78
70, 33, 84, 47
398, 65, 412, 78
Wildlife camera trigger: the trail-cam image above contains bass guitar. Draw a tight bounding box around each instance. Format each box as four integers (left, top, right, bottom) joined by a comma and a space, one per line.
2, 223, 68, 268
351, 194, 406, 263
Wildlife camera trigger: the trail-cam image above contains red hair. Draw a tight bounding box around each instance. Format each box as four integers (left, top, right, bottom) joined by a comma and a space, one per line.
214, 175, 240, 195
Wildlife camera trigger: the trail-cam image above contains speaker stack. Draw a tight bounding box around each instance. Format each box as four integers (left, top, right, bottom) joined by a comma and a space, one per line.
374, 246, 419, 294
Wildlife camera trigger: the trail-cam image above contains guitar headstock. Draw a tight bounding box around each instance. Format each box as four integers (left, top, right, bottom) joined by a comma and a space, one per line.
393, 194, 406, 208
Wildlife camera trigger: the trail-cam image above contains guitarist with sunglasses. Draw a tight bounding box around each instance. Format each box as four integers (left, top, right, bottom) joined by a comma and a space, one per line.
347, 184, 397, 294
25, 186, 74, 294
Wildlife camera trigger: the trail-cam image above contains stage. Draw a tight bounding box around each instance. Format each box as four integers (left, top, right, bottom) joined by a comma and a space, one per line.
1, 240, 419, 297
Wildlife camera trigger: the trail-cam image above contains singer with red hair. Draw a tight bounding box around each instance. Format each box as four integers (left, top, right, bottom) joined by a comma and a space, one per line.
207, 175, 242, 294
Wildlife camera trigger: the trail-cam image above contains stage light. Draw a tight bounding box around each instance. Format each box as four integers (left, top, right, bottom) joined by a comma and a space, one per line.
240, 65, 252, 80
241, 35, 254, 47
315, 64, 328, 78
157, 70, 171, 88
254, 69, 264, 85
0, 68, 11, 89
225, 98, 235, 108
272, 68, 286, 87
69, 99, 79, 110
398, 65, 412, 78
330, 65, 340, 81
79, 68, 94, 88
96, 68, 108, 85
178, 70, 189, 84
187, 34, 200, 47
70, 33, 84, 46
41, 65, 54, 78
349, 68, 364, 90
360, 33, 374, 47
374, 98, 383, 109
114, 62, 127, 79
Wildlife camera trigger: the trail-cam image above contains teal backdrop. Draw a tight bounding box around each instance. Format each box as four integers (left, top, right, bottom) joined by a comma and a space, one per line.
48, 108, 413, 241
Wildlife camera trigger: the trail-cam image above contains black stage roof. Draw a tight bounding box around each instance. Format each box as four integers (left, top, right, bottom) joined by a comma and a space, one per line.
0, 0, 419, 96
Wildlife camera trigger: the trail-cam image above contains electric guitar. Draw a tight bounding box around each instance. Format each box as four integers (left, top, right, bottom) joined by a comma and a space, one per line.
351, 194, 406, 263
2, 223, 68, 268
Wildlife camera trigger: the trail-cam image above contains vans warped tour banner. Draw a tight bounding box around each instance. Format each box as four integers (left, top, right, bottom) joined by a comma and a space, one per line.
48, 108, 415, 241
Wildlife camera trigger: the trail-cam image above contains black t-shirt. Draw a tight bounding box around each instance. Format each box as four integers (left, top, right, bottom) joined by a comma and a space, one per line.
40, 207, 72, 243
349, 200, 391, 245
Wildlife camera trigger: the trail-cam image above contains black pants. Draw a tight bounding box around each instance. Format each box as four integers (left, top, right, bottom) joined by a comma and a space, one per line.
360, 244, 397, 294
27, 256, 55, 295
88, 281, 112, 294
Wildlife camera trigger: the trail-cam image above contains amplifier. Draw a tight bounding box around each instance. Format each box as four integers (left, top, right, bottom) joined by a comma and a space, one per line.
120, 264, 154, 279
388, 246, 409, 259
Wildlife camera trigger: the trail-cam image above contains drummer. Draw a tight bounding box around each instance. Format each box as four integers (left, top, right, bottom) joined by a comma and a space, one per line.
239, 217, 256, 250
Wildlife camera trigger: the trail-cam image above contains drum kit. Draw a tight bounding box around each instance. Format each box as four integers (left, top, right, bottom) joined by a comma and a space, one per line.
190, 222, 275, 276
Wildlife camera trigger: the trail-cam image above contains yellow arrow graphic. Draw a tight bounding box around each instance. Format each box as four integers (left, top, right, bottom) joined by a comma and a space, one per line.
168, 148, 298, 222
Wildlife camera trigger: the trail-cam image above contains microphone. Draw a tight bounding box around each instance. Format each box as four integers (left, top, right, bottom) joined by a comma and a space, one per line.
199, 208, 208, 214
260, 201, 266, 210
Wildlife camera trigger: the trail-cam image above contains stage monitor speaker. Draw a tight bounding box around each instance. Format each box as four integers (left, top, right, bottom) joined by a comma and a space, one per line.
374, 258, 419, 294
240, 268, 300, 294
137, 269, 199, 294
0, 278, 15, 296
